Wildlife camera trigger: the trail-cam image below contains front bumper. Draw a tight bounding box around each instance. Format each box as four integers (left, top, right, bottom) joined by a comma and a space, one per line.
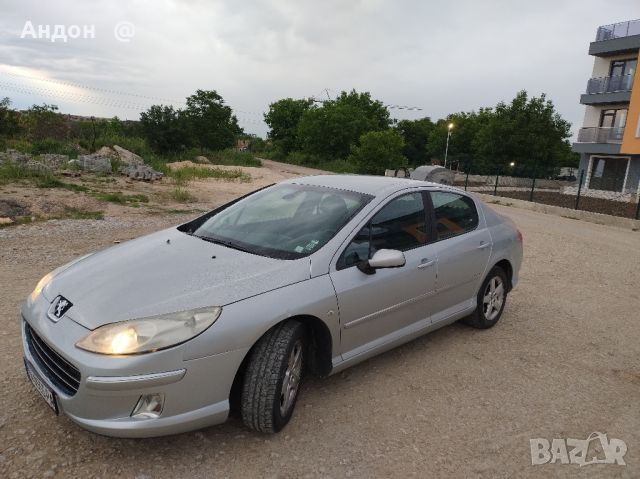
21, 299, 249, 438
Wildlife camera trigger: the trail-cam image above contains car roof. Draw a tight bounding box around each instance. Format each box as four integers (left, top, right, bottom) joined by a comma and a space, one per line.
284, 174, 449, 198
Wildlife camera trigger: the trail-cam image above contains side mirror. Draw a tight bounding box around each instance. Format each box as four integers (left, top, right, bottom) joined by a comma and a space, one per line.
357, 249, 406, 275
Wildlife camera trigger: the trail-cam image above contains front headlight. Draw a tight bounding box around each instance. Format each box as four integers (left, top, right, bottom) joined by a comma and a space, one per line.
75, 306, 222, 355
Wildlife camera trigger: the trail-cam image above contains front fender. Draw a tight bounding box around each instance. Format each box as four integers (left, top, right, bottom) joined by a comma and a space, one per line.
183, 275, 339, 361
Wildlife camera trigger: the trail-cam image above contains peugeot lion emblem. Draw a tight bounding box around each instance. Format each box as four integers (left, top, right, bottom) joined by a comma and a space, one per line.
48, 295, 73, 322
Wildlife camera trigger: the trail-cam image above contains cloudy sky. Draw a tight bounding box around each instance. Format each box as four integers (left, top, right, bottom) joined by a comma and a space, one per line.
0, 0, 638, 137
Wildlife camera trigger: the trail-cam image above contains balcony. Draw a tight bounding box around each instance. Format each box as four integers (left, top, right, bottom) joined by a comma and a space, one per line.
577, 127, 625, 143
581, 74, 634, 105
573, 127, 624, 154
586, 74, 634, 94
596, 20, 640, 42
590, 19, 640, 56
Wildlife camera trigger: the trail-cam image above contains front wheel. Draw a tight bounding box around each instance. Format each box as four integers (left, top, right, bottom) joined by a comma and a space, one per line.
462, 266, 508, 329
240, 321, 306, 433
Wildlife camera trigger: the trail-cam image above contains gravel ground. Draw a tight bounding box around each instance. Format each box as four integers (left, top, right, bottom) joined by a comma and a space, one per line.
1, 167, 640, 478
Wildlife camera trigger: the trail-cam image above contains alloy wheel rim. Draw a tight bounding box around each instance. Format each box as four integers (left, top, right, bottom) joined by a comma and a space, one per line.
280, 340, 303, 416
483, 276, 504, 321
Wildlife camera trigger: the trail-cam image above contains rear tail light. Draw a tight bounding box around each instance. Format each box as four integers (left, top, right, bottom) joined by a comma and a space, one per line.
516, 229, 523, 243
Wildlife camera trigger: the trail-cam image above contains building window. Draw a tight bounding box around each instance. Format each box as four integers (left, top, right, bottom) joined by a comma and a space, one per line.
588, 157, 629, 192
609, 59, 637, 78
599, 108, 627, 128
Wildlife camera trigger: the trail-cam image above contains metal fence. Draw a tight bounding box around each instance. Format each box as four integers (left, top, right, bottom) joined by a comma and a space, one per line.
454, 167, 640, 220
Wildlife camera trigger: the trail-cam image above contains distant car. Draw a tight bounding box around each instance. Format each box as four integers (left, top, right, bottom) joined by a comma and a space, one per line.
554, 175, 577, 182
21, 175, 523, 437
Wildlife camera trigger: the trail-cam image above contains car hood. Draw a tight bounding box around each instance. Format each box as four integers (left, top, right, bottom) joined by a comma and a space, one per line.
43, 228, 311, 330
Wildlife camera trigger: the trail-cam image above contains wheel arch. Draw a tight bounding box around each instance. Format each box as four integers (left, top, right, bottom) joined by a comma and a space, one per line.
228, 314, 333, 414
493, 258, 513, 291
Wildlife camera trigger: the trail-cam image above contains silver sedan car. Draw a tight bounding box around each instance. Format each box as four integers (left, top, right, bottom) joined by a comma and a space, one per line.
21, 175, 522, 437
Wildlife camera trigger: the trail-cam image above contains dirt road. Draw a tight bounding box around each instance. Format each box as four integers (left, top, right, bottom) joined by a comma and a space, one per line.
1, 162, 639, 478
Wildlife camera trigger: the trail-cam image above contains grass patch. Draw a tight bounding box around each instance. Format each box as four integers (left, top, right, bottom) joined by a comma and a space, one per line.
169, 166, 250, 185
0, 162, 36, 183
0, 163, 90, 192
171, 188, 197, 203
204, 149, 261, 167
33, 176, 90, 192
96, 192, 149, 204
63, 208, 104, 220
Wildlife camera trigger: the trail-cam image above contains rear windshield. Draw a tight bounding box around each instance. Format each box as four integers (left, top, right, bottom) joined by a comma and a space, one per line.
189, 184, 372, 259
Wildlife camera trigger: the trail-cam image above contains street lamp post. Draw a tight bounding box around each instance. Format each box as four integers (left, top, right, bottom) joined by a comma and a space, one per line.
444, 123, 454, 168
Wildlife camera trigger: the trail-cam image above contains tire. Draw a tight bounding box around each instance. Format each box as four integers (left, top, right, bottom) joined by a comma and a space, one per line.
240, 320, 306, 433
462, 266, 508, 329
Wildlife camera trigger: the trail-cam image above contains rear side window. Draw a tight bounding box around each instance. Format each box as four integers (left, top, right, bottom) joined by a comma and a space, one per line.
429, 191, 478, 241
337, 192, 427, 269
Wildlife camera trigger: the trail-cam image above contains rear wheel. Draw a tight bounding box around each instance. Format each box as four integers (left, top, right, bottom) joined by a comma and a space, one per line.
462, 266, 508, 329
240, 321, 306, 433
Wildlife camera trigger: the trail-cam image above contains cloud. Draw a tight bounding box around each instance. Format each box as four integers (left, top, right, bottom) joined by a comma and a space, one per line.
0, 0, 638, 134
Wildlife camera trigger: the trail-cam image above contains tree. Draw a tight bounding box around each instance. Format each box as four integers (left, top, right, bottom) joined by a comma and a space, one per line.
473, 90, 572, 176
22, 104, 67, 141
297, 90, 391, 160
427, 110, 491, 170
348, 129, 406, 175
140, 105, 190, 154
184, 89, 242, 152
0, 97, 21, 137
264, 98, 313, 156
395, 118, 434, 167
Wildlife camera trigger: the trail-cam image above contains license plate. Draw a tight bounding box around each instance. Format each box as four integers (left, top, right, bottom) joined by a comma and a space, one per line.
24, 359, 59, 415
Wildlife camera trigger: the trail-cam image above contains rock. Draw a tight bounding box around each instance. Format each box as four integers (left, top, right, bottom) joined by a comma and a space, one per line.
119, 164, 163, 181
40, 154, 69, 168
0, 217, 13, 225
113, 145, 144, 166
24, 161, 53, 175
95, 146, 117, 158
76, 154, 112, 173
2, 149, 32, 164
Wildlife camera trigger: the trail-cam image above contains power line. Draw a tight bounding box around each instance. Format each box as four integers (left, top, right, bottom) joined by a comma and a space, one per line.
0, 70, 185, 105
0, 79, 266, 125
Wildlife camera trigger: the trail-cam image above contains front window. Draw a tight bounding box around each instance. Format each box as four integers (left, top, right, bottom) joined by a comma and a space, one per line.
337, 192, 427, 269
188, 184, 372, 259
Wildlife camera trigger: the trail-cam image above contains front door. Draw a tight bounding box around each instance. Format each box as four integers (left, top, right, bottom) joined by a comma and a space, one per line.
330, 191, 437, 358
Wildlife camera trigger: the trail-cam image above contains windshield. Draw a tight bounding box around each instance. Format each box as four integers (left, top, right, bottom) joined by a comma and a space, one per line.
191, 184, 372, 259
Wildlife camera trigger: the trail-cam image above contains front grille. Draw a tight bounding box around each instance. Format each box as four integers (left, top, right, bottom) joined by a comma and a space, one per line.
25, 322, 81, 396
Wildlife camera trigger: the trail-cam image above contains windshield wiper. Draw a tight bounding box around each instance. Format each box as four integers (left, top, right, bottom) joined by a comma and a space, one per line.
193, 234, 254, 254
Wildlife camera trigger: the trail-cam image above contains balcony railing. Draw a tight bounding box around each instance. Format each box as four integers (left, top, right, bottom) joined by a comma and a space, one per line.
577, 127, 625, 144
586, 74, 634, 95
595, 19, 640, 42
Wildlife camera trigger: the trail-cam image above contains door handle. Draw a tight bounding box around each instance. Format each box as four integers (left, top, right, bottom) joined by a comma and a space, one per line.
477, 242, 490, 250
418, 259, 435, 269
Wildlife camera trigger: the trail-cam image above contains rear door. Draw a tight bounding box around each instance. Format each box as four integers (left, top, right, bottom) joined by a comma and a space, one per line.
329, 191, 437, 358
428, 191, 492, 322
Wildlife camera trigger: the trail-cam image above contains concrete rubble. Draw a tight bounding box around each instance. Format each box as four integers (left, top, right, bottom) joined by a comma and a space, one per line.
0, 146, 163, 181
